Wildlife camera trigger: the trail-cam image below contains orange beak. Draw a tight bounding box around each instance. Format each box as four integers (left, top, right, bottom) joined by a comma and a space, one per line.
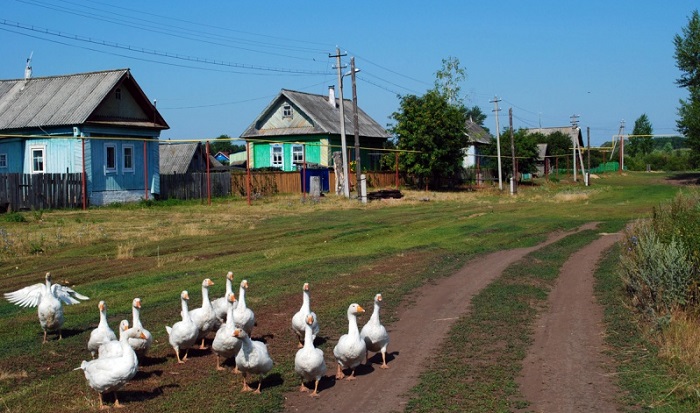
357, 305, 365, 313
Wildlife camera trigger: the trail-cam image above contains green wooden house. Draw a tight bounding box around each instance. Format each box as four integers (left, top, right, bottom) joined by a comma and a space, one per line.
240, 87, 390, 172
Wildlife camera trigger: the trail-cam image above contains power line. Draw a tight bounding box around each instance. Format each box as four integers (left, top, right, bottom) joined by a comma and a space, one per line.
1, 20, 331, 76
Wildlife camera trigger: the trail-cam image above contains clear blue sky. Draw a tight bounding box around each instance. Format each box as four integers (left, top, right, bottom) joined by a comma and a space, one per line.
1, 0, 697, 146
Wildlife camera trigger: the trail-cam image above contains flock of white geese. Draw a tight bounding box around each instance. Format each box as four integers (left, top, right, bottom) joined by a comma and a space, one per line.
3, 271, 390, 409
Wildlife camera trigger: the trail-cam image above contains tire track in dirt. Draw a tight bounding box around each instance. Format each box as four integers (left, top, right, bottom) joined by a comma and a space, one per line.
284, 223, 598, 413
517, 232, 622, 412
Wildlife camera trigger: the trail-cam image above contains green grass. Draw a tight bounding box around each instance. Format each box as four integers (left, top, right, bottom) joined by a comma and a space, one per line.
0, 172, 690, 412
595, 245, 700, 412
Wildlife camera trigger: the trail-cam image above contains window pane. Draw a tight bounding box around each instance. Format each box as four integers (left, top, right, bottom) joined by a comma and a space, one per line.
32, 149, 44, 172
123, 147, 133, 170
106, 145, 116, 170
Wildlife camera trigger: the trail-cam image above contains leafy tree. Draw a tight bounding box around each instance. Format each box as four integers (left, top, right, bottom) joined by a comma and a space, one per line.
628, 114, 654, 157
434, 56, 466, 105
674, 10, 700, 166
482, 128, 539, 177
390, 89, 467, 189
465, 105, 488, 131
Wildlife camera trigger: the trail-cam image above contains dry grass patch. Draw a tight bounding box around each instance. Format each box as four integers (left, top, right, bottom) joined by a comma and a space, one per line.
657, 311, 700, 370
0, 369, 28, 381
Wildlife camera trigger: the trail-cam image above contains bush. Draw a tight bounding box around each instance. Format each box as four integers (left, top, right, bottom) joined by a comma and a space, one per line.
620, 192, 700, 321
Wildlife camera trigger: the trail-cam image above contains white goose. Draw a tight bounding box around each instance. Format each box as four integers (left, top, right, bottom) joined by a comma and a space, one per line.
97, 320, 131, 359
127, 298, 153, 357
333, 303, 366, 380
189, 278, 219, 349
87, 301, 117, 359
212, 271, 237, 323
294, 313, 326, 397
360, 293, 390, 369
165, 290, 199, 363
232, 279, 255, 335
77, 319, 145, 410
291, 282, 319, 348
3, 272, 89, 343
234, 328, 273, 394
212, 293, 242, 370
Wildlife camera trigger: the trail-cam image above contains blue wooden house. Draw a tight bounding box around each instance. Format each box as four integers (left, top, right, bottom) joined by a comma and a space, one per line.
240, 87, 390, 172
0, 68, 168, 205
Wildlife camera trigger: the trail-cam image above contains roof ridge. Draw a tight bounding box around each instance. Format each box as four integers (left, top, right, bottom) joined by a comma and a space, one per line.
0, 68, 130, 83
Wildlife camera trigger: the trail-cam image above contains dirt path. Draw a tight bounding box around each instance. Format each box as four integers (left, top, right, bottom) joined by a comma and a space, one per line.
517, 232, 622, 412
284, 223, 598, 413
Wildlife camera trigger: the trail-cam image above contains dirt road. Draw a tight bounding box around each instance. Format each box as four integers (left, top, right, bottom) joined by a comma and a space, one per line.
284, 224, 603, 413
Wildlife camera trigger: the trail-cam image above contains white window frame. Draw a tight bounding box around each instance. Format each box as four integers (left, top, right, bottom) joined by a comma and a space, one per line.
30, 145, 45, 174
0, 153, 7, 169
122, 144, 134, 173
270, 144, 283, 169
292, 144, 304, 165
105, 143, 117, 174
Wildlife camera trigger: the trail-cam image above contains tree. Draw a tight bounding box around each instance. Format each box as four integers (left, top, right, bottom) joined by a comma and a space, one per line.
482, 128, 539, 177
465, 105, 488, 130
434, 56, 466, 105
390, 89, 467, 189
208, 135, 245, 163
628, 114, 654, 157
674, 10, 700, 166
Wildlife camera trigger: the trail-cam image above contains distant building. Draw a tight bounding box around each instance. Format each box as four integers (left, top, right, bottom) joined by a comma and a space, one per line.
240, 87, 390, 172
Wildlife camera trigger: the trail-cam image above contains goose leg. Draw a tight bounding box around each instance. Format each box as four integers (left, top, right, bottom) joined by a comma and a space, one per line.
113, 392, 122, 409
97, 392, 106, 410
198, 337, 207, 350
42, 330, 48, 344
216, 355, 225, 371
311, 379, 320, 397
346, 368, 357, 381
299, 381, 309, 392
182, 349, 189, 362
380, 348, 389, 369
253, 377, 263, 394
335, 364, 345, 380
241, 373, 253, 392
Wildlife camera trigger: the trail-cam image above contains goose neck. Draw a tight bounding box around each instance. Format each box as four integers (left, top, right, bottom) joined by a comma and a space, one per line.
347, 313, 360, 336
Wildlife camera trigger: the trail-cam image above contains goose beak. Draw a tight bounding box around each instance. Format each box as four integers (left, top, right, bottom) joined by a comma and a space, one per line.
227, 272, 234, 280
233, 329, 241, 338
183, 291, 190, 300
207, 279, 214, 286
228, 293, 236, 302
135, 300, 141, 309
357, 305, 365, 313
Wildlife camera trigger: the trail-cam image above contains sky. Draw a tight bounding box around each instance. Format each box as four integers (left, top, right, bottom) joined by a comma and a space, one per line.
1, 0, 697, 147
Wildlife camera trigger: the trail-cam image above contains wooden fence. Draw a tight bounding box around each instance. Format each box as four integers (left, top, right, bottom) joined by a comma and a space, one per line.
159, 172, 232, 200
0, 173, 83, 211
229, 170, 401, 197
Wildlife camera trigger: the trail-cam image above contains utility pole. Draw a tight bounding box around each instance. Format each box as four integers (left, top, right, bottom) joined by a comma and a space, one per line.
571, 114, 580, 182
509, 107, 516, 194
330, 47, 349, 198
351, 57, 361, 198
587, 126, 591, 186
617, 120, 625, 174
491, 96, 503, 191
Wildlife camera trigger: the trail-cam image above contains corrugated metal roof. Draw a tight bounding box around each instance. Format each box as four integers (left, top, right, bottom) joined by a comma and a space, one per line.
159, 142, 200, 174
465, 119, 492, 144
241, 89, 390, 139
525, 126, 584, 147
0, 69, 168, 131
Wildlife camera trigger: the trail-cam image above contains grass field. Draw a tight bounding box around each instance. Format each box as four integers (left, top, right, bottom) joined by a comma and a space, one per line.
0, 172, 690, 412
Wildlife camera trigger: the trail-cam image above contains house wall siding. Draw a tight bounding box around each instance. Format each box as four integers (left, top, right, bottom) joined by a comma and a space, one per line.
0, 139, 25, 172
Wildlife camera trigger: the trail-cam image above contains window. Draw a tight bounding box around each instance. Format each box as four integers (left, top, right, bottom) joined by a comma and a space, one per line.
122, 145, 134, 172
283, 104, 293, 118
292, 144, 304, 165
115, 88, 121, 100
0, 153, 6, 169
271, 144, 283, 169
105, 144, 117, 173
30, 146, 45, 173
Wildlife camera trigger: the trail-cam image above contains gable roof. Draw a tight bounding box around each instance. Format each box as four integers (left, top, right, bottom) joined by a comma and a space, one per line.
0, 69, 168, 132
465, 118, 491, 144
240, 89, 390, 139
525, 126, 584, 147
159, 142, 201, 174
